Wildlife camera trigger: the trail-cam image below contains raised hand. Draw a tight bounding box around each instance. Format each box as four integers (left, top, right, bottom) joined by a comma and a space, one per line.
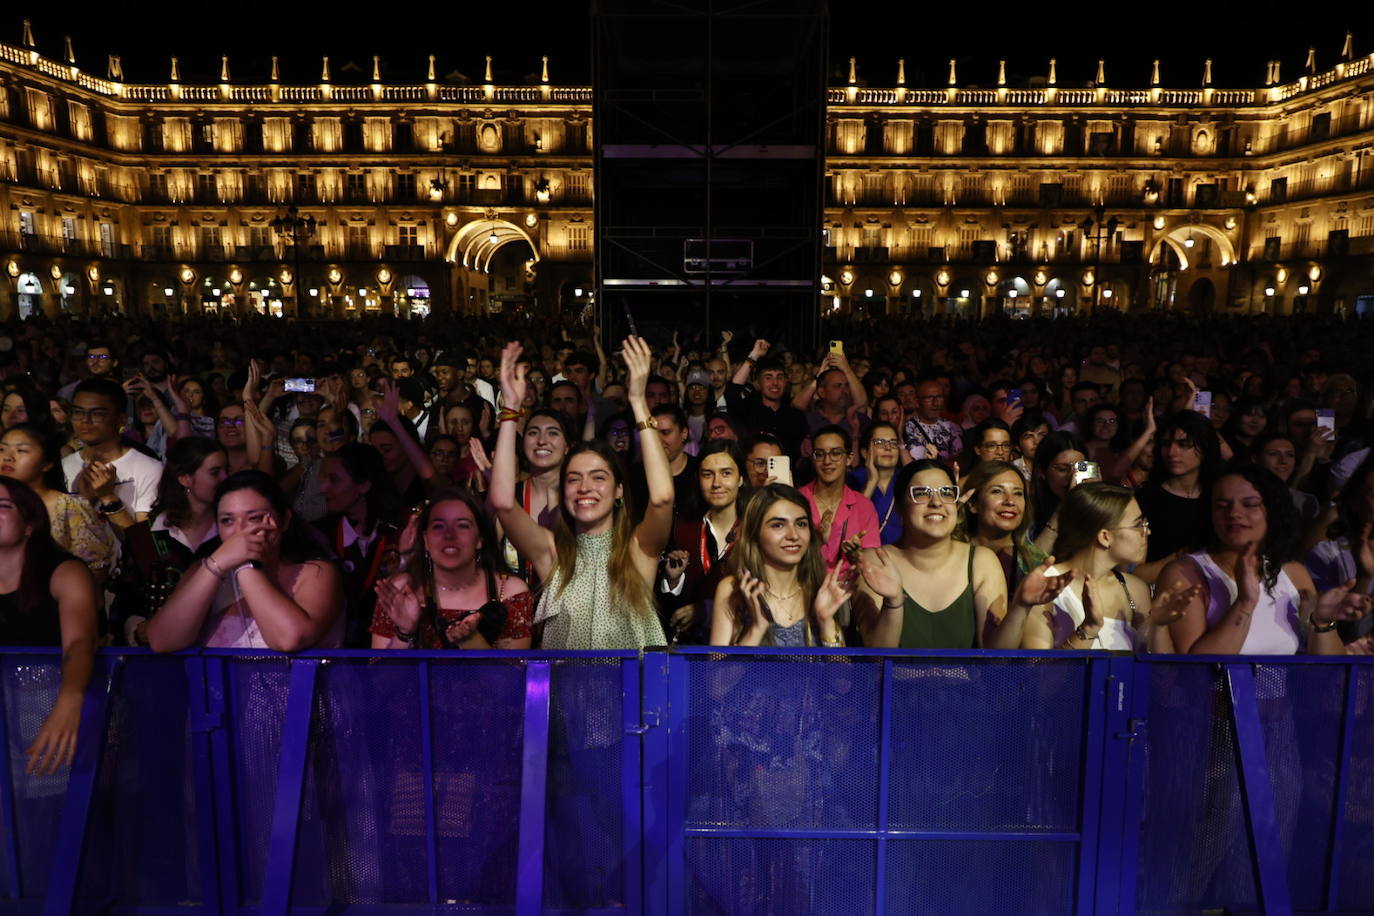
662, 549, 689, 587
622, 336, 653, 400
1015, 556, 1075, 609
376, 378, 401, 423
814, 560, 858, 624
1080, 576, 1103, 637
748, 339, 771, 361
499, 341, 528, 409
1313, 578, 1372, 627
736, 569, 773, 636
857, 547, 903, 604
1234, 541, 1261, 608
375, 574, 423, 635
1148, 580, 1200, 626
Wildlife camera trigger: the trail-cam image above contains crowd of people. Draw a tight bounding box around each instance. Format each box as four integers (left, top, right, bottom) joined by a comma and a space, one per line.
1, 307, 1372, 776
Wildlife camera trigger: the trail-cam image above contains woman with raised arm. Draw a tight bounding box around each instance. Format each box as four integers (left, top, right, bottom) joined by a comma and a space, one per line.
147, 470, 344, 652
709, 483, 856, 647
490, 337, 672, 649
853, 459, 1071, 649
1020, 482, 1192, 652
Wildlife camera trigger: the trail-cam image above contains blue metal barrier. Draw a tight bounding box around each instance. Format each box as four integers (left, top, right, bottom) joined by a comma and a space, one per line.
0, 647, 1370, 915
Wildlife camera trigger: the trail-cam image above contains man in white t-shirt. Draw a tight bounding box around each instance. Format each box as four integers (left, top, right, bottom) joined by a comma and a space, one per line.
62, 377, 164, 530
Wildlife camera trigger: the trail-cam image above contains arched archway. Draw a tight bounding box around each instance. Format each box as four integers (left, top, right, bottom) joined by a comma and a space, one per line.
16, 272, 44, 319
1146, 223, 1237, 270
445, 218, 541, 273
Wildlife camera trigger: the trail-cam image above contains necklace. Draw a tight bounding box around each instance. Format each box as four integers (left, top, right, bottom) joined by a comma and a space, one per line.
764, 584, 801, 602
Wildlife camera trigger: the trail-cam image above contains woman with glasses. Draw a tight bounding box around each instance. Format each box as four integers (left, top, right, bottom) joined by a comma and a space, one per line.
1021, 482, 1186, 651
800, 425, 880, 569
855, 459, 1070, 649
1029, 431, 1088, 551
216, 404, 255, 474
849, 422, 905, 545
960, 419, 1014, 482
1081, 404, 1127, 468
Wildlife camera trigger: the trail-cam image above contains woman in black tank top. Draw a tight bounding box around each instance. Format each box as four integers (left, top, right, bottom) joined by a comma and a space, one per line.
0, 477, 99, 775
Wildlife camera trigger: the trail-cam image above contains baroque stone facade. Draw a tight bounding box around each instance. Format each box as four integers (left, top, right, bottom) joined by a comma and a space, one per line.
1, 25, 1371, 320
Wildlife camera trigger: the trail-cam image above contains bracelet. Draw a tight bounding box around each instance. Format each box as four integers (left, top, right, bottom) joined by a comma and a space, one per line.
497, 407, 527, 423
744, 356, 757, 364
393, 625, 418, 644
882, 596, 904, 610
1311, 617, 1339, 634
203, 555, 227, 580
636, 418, 656, 431
175, 412, 192, 421
821, 631, 845, 648
1074, 624, 1098, 643
235, 560, 265, 577
96, 498, 125, 515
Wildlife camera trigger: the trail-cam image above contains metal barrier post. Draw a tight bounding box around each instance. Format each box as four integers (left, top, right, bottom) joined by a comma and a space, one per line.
515, 660, 551, 916
258, 659, 320, 916
203, 656, 240, 916
42, 655, 118, 916
620, 656, 645, 915
185, 655, 224, 916
1226, 663, 1293, 916
1324, 663, 1361, 912
640, 651, 670, 916
873, 658, 895, 916
1075, 658, 1110, 916
1092, 655, 1145, 916
417, 659, 439, 905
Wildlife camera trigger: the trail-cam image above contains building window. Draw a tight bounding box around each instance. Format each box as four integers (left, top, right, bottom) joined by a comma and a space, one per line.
398, 224, 419, 247
459, 173, 475, 197
61, 217, 77, 241
148, 224, 172, 255
566, 172, 589, 201
396, 173, 417, 201
249, 225, 273, 249
568, 225, 589, 252
201, 226, 223, 259
1269, 177, 1288, 203
18, 212, 35, 237
347, 224, 370, 257
149, 172, 168, 201
197, 172, 218, 203
346, 172, 367, 202
298, 172, 317, 201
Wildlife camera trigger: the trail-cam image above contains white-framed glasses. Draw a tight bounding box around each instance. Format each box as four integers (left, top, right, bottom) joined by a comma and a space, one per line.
910, 484, 959, 504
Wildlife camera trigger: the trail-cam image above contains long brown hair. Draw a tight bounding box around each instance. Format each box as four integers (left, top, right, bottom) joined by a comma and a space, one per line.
724, 484, 826, 646
958, 460, 1035, 571
1050, 481, 1135, 560
548, 440, 654, 618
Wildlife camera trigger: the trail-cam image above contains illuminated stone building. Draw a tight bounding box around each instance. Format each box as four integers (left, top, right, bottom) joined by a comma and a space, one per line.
1, 20, 1371, 320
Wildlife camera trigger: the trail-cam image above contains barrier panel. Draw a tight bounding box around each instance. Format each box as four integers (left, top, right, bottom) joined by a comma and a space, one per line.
0, 647, 1370, 915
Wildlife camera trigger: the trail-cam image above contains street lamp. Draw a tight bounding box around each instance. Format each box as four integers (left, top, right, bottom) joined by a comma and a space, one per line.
270, 206, 317, 317
1078, 205, 1120, 311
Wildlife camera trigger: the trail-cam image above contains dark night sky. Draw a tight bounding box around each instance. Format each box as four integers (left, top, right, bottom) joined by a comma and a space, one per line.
10, 2, 1363, 89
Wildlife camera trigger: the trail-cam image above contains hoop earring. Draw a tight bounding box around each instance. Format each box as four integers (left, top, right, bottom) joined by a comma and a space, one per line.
614, 496, 624, 509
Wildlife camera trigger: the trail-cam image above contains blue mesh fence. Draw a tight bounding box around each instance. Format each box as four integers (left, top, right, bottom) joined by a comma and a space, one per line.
1, 648, 1372, 915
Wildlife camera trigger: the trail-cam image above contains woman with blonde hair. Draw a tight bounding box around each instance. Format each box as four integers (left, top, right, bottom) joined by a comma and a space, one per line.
709, 483, 855, 646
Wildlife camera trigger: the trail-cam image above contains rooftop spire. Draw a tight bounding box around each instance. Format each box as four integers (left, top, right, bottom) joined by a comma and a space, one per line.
896, 58, 905, 85
107, 55, 122, 81
997, 60, 1006, 86
1150, 59, 1160, 86
220, 55, 230, 82
63, 35, 75, 65
541, 55, 549, 83
170, 56, 180, 82
1095, 59, 1105, 85
1047, 58, 1057, 86
270, 56, 280, 81
321, 56, 330, 82
428, 54, 437, 82
948, 58, 957, 86
1341, 31, 1354, 60
847, 57, 857, 84
21, 18, 34, 48
1305, 47, 1316, 73
1202, 58, 1213, 86
372, 55, 381, 81
484, 55, 493, 82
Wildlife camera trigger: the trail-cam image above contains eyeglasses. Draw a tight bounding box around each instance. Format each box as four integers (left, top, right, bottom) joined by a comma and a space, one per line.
910, 484, 960, 503
1093, 417, 1119, 427
1111, 518, 1151, 532
918, 395, 944, 403
870, 437, 900, 449
748, 458, 771, 469
70, 408, 112, 423
978, 441, 1013, 452
813, 448, 848, 462
219, 417, 245, 427
87, 353, 111, 362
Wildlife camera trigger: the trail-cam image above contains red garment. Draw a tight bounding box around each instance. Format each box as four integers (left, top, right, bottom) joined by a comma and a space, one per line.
370, 580, 533, 646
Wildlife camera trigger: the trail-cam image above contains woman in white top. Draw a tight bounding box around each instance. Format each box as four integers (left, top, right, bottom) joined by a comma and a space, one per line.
1022, 482, 1192, 651
1157, 463, 1369, 655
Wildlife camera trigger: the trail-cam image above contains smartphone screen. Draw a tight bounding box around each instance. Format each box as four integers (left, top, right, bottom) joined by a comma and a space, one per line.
829, 340, 844, 355
1073, 460, 1101, 487
1007, 388, 1022, 407
622, 302, 639, 338
766, 455, 794, 488
1192, 391, 1212, 418
1316, 409, 1336, 432
285, 377, 316, 393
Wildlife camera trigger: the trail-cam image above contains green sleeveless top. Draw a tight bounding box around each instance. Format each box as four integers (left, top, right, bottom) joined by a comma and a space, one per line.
898, 542, 978, 649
